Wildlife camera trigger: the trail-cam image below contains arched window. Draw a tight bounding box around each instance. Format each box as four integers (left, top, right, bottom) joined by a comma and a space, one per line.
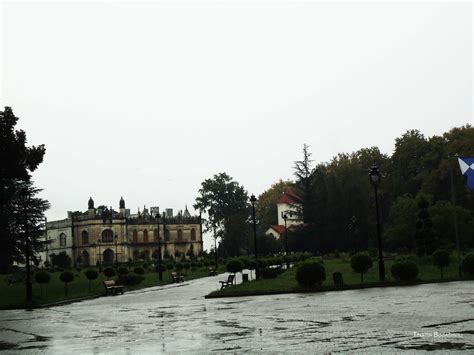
81, 250, 90, 266
177, 229, 183, 241
103, 248, 114, 263
190, 228, 196, 241
59, 233, 67, 247
164, 229, 170, 242
81, 230, 89, 245
133, 229, 138, 243
154, 229, 159, 241
101, 229, 113, 243
133, 250, 139, 261
143, 229, 148, 243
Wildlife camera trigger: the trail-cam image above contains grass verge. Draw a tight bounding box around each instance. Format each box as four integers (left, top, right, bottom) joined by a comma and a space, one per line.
206, 255, 472, 298
1, 265, 225, 309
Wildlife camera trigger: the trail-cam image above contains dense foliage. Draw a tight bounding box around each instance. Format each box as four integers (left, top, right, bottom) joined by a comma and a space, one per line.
194, 173, 249, 257
103, 267, 116, 278
0, 108, 50, 272
391, 260, 419, 281
461, 254, 474, 276
226, 259, 244, 274
280, 126, 474, 255
432, 250, 451, 278
117, 273, 144, 286
85, 269, 99, 291
134, 267, 145, 275
59, 271, 74, 296
295, 260, 326, 287
350, 253, 373, 283
34, 270, 51, 296
50, 252, 72, 269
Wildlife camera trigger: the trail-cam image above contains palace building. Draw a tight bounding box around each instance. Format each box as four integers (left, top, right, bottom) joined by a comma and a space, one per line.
42, 197, 203, 266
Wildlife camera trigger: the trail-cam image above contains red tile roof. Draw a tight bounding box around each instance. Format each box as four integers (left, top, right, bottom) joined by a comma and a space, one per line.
270, 225, 286, 234
276, 188, 302, 205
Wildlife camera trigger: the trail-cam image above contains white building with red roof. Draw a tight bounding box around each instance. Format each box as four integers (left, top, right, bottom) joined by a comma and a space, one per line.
265, 188, 303, 238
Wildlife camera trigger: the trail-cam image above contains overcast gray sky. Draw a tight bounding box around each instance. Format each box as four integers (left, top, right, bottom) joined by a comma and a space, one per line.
2, 1, 472, 250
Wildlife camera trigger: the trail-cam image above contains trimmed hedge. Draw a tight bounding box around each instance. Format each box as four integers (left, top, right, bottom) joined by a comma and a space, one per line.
391, 260, 419, 281
103, 267, 116, 278
295, 260, 326, 287
432, 250, 450, 278
260, 267, 284, 279
117, 267, 129, 275
134, 267, 145, 275
117, 273, 144, 286
461, 254, 474, 276
350, 253, 373, 284
226, 259, 244, 274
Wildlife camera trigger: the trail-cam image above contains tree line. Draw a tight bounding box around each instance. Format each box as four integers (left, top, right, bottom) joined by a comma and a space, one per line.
195, 125, 474, 257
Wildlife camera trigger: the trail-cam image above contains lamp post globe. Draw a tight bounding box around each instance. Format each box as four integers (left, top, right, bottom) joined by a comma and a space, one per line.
369, 164, 385, 281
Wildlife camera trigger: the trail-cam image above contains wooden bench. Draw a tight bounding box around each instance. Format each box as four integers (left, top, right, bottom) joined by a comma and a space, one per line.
171, 272, 184, 283
103, 280, 124, 296
219, 274, 235, 289
208, 267, 218, 276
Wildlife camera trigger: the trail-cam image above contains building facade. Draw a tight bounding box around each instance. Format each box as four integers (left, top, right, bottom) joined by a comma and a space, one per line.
42, 197, 203, 266
265, 189, 303, 238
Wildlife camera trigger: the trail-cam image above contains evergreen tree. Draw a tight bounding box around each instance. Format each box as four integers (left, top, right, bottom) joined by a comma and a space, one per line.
0, 107, 48, 272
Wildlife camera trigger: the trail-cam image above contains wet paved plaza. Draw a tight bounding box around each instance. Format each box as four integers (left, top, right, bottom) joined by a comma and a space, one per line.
0, 275, 473, 353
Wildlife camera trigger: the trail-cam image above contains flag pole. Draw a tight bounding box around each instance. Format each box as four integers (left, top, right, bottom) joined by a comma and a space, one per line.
448, 154, 462, 278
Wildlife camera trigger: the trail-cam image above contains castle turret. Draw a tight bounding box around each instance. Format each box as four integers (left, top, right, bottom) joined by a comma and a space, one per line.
88, 197, 94, 210
88, 197, 95, 217
119, 196, 127, 217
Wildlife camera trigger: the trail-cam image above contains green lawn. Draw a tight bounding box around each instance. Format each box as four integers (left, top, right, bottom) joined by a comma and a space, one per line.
209, 254, 468, 297
1, 265, 225, 309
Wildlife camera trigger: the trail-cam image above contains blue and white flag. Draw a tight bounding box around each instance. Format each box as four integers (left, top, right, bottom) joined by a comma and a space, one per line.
458, 157, 474, 191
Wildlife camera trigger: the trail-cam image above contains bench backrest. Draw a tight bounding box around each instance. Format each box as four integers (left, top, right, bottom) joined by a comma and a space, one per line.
171, 272, 178, 277
104, 280, 116, 287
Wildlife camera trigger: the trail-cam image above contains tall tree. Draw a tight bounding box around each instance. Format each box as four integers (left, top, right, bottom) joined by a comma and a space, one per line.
194, 173, 249, 257
0, 107, 48, 272
294, 144, 316, 224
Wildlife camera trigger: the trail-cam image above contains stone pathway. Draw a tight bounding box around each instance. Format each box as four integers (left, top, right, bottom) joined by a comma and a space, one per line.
0, 275, 473, 353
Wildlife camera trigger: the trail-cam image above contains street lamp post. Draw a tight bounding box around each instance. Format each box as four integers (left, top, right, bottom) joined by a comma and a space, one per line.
369, 165, 385, 281
213, 226, 218, 269
282, 213, 290, 269
250, 194, 259, 279
97, 238, 102, 267
156, 213, 163, 282
21, 187, 33, 304
114, 235, 119, 268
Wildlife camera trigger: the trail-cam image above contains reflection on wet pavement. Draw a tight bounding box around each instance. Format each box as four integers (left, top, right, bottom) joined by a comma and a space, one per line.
0, 277, 473, 353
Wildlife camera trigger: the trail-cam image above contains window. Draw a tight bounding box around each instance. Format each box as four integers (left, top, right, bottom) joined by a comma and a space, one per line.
81, 231, 89, 245
177, 229, 183, 241
164, 229, 170, 242
133, 229, 138, 242
143, 229, 148, 243
59, 233, 67, 247
101, 229, 113, 243
154, 229, 159, 241
190, 228, 196, 241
